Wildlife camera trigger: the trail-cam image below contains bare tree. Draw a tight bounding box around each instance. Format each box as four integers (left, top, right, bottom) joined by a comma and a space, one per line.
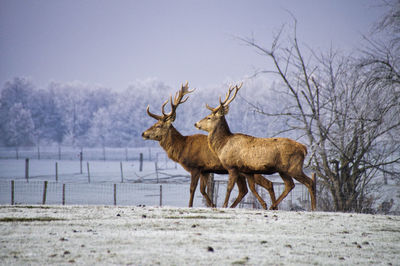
241, 21, 400, 212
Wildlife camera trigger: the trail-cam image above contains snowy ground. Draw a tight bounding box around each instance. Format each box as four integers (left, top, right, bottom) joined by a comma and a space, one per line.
0, 205, 399, 265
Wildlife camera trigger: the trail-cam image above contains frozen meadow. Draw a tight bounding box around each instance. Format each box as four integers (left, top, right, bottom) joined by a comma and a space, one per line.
0, 205, 399, 265
0, 149, 399, 265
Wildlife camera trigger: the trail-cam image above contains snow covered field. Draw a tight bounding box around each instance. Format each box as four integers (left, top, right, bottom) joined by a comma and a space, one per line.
0, 205, 399, 265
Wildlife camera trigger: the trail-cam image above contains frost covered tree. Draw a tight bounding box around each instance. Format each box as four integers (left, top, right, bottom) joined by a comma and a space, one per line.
3, 103, 35, 157
29, 89, 67, 145
49, 82, 115, 146
242, 21, 400, 212
0, 77, 35, 146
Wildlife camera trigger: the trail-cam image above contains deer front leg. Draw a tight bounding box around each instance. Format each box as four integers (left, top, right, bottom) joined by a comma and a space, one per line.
188, 170, 200, 207
223, 168, 239, 208
230, 174, 248, 208
244, 174, 267, 210
270, 173, 294, 210
199, 173, 215, 207
254, 174, 278, 210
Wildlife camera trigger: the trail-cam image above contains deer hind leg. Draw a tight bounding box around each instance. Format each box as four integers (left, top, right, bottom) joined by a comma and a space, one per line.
254, 174, 277, 210
230, 174, 248, 208
199, 173, 215, 207
188, 170, 201, 207
270, 173, 295, 210
292, 171, 317, 211
223, 168, 239, 208
242, 173, 267, 209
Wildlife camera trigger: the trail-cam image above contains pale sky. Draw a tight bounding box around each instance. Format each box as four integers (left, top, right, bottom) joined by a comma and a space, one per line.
0, 0, 385, 91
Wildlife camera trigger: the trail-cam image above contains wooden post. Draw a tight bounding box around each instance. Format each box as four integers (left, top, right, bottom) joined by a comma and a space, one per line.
120, 162, 124, 183
155, 162, 159, 183
42, 181, 48, 205
207, 173, 215, 206
114, 184, 117, 206
58, 145, 61, 160
139, 153, 143, 172
25, 158, 29, 182
159, 185, 162, 207
87, 162, 91, 183
79, 151, 83, 174
55, 162, 59, 182
125, 147, 128, 161
11, 180, 14, 205
312, 172, 317, 209
62, 184, 66, 205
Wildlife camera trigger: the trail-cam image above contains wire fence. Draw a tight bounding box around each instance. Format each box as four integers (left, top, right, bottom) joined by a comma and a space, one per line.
0, 146, 158, 161
0, 146, 313, 210
0, 179, 312, 210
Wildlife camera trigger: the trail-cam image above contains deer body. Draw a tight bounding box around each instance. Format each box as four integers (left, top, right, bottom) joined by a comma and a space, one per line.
142, 82, 277, 208
159, 128, 225, 174
195, 83, 316, 210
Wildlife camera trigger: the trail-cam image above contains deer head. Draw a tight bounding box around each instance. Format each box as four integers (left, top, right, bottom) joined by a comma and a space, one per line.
142, 82, 194, 141
194, 82, 242, 132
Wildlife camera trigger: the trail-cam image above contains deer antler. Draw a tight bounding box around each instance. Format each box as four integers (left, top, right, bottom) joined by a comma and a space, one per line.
146, 82, 194, 121
146, 99, 169, 120
206, 82, 242, 113
167, 81, 195, 118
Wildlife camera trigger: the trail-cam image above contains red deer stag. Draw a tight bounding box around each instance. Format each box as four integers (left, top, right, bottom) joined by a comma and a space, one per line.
142, 82, 277, 209
194, 83, 316, 210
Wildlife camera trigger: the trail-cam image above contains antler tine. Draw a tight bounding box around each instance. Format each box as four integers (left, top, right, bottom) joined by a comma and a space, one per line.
206, 103, 218, 112
219, 82, 241, 106
224, 82, 242, 106
146, 105, 163, 120
160, 98, 170, 117
170, 81, 195, 112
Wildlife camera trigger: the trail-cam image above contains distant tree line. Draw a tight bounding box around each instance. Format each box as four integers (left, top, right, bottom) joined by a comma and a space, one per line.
0, 77, 282, 149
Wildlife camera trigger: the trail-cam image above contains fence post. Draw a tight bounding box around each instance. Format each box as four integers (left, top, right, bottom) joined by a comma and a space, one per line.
207, 174, 215, 206
139, 153, 143, 172
80, 151, 83, 174
55, 162, 59, 182
87, 162, 91, 183
114, 184, 117, 206
120, 162, 124, 183
62, 184, 66, 205
42, 181, 48, 205
312, 173, 317, 209
11, 180, 14, 205
58, 145, 61, 160
159, 185, 162, 207
25, 158, 29, 182
155, 162, 159, 183
125, 147, 128, 161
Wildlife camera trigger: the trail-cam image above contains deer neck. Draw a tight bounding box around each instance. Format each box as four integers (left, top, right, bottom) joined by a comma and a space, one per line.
159, 126, 185, 162
208, 116, 232, 154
